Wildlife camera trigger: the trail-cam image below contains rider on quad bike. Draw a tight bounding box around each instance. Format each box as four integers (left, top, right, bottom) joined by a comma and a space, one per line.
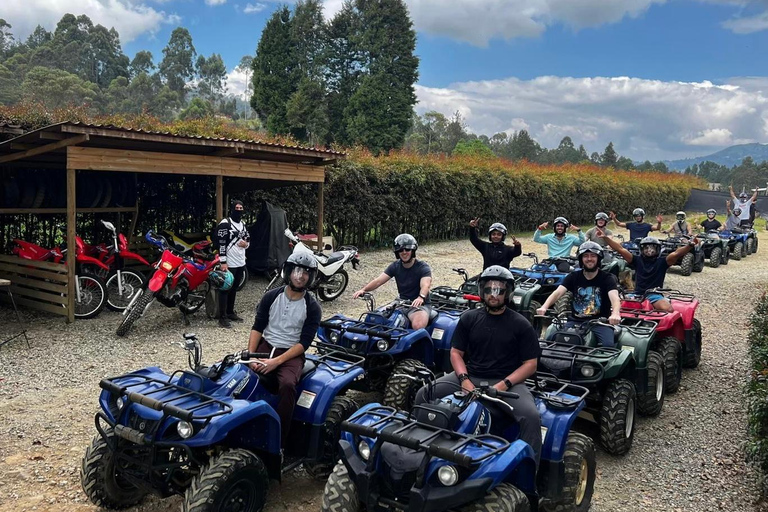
700, 209, 723, 232
610, 208, 664, 240
353, 233, 432, 330
586, 212, 613, 247
725, 201, 743, 231
533, 216, 585, 259
536, 241, 622, 347
599, 228, 698, 312
468, 218, 522, 269
667, 211, 692, 236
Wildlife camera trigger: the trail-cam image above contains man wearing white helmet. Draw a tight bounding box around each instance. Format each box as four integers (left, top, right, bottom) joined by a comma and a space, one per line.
700, 209, 722, 232
666, 211, 692, 237
729, 185, 758, 224
610, 208, 663, 241
468, 218, 522, 269
247, 252, 322, 446
353, 233, 433, 329
537, 242, 622, 347
533, 216, 585, 258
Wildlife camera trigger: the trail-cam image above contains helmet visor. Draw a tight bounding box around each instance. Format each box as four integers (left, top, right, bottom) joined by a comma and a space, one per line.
482, 284, 507, 297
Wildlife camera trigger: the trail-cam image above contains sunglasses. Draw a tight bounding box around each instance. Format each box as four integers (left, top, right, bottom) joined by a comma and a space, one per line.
482, 287, 507, 296
397, 248, 413, 253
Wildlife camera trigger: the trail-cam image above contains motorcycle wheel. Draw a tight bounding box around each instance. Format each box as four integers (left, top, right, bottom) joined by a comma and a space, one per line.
116, 289, 154, 337
105, 270, 146, 312
317, 269, 349, 302
235, 267, 249, 292
265, 272, 284, 292
74, 274, 107, 319
179, 281, 210, 314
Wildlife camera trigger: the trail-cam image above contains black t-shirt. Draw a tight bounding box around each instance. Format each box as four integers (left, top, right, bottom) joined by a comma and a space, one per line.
451, 308, 540, 379
626, 222, 653, 241
629, 255, 669, 294
700, 219, 722, 231
469, 228, 522, 269
384, 259, 432, 301
561, 269, 617, 320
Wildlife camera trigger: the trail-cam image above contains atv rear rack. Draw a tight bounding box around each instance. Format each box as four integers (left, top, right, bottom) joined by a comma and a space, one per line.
618, 317, 656, 335
513, 275, 539, 289
320, 319, 410, 341
343, 405, 510, 469
527, 374, 590, 408
619, 308, 671, 319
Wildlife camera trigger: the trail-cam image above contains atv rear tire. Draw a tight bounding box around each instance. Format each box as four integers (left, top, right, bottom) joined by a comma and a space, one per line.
383, 359, 429, 412
183, 449, 268, 512
116, 289, 153, 336
599, 379, 636, 456
655, 336, 682, 394
304, 396, 359, 480
321, 462, 359, 512
81, 429, 147, 509
683, 319, 702, 368
709, 247, 722, 268
540, 433, 595, 512
679, 253, 694, 276
637, 351, 665, 416
732, 242, 743, 260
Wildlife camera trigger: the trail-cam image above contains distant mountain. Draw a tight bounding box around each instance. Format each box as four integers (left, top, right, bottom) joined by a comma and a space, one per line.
664, 143, 768, 171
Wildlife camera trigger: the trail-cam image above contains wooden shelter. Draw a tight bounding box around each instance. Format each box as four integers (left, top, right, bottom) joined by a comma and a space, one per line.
0, 121, 342, 322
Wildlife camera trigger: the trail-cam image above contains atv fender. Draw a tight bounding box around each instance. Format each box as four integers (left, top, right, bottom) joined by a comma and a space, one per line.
672, 298, 699, 328
537, 397, 584, 462
472, 439, 538, 495
388, 329, 435, 366
291, 363, 364, 425
429, 314, 461, 352
602, 349, 637, 381
97, 367, 166, 422
184, 400, 281, 454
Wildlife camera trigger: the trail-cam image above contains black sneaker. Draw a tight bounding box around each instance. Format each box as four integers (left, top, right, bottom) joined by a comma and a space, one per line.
227, 313, 244, 322
218, 317, 232, 328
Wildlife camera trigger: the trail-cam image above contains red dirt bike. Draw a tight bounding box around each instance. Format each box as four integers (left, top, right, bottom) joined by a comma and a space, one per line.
9, 237, 108, 319
620, 287, 702, 394
79, 220, 151, 312
116, 231, 219, 336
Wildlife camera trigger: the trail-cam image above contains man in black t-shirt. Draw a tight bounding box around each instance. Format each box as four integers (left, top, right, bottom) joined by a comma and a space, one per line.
699, 209, 723, 232
610, 208, 663, 241
468, 218, 522, 269
353, 233, 433, 329
537, 242, 621, 347
414, 266, 542, 461
599, 228, 698, 312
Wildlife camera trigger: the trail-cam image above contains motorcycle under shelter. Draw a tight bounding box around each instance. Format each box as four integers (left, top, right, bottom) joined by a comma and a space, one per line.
0, 121, 341, 322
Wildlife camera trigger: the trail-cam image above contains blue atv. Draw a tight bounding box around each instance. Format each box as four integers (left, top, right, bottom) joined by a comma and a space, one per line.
80, 334, 364, 512
321, 376, 595, 512
720, 229, 751, 260
509, 253, 576, 317
318, 292, 475, 412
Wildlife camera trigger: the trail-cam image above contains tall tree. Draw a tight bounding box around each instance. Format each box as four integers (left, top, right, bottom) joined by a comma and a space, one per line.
286, 77, 328, 144
601, 142, 618, 167
511, 130, 541, 161
87, 25, 129, 88
236, 55, 253, 119
291, 0, 325, 80
22, 66, 101, 109
251, 6, 295, 134
0, 19, 15, 58
159, 27, 196, 102
196, 53, 228, 104
130, 50, 155, 77
25, 25, 51, 50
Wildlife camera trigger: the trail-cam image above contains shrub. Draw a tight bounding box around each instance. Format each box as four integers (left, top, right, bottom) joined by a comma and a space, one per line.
746, 292, 768, 495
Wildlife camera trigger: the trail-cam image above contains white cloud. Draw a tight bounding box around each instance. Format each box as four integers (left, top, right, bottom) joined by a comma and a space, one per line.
205, 0, 227, 5
226, 66, 251, 99
722, 10, 768, 33
415, 75, 768, 160
3, 0, 180, 42
243, 3, 267, 13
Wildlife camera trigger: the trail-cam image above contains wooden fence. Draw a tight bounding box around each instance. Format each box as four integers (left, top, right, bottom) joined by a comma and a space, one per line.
0, 254, 69, 317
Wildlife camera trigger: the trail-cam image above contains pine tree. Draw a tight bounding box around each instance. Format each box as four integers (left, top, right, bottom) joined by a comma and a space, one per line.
601, 142, 618, 167
159, 27, 196, 102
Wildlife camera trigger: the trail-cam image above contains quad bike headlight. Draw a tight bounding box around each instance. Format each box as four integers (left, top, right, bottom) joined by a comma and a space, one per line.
376, 339, 389, 351
512, 295, 522, 305
329, 331, 339, 344
358, 440, 371, 461
177, 421, 194, 439
437, 465, 459, 486
115, 396, 126, 411
545, 278, 556, 285
580, 365, 596, 378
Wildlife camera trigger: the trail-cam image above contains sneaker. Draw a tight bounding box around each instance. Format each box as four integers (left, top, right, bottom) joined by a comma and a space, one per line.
218, 318, 232, 328
227, 312, 244, 322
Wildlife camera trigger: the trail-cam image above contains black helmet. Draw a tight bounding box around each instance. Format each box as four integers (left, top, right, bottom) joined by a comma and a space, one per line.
488, 222, 508, 241
676, 211, 686, 221
733, 207, 742, 216
553, 216, 570, 228
639, 236, 661, 258
577, 241, 604, 266
282, 252, 318, 291
393, 233, 418, 259
595, 212, 609, 224
706, 209, 717, 217
633, 208, 645, 218
477, 265, 515, 307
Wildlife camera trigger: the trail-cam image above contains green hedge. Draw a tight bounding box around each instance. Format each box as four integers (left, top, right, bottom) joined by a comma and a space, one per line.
746, 291, 768, 495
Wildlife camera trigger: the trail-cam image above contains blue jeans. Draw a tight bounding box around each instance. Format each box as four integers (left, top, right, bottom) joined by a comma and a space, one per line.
561, 320, 616, 348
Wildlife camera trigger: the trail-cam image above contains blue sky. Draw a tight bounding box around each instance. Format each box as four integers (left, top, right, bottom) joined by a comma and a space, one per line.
4, 0, 768, 160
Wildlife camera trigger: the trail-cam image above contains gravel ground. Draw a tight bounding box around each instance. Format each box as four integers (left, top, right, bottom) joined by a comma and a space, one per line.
1, 226, 767, 512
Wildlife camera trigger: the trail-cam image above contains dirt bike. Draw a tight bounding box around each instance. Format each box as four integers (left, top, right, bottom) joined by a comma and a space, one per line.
116, 231, 219, 336
266, 228, 359, 301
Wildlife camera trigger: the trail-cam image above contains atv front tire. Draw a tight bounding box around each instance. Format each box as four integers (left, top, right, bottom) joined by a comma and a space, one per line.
683, 319, 702, 368
655, 337, 682, 394
456, 483, 530, 512
679, 253, 694, 276
709, 247, 722, 268
383, 359, 429, 412
321, 462, 359, 512
540, 433, 596, 512
599, 379, 636, 455
183, 448, 268, 512
81, 430, 147, 509
638, 351, 665, 416
304, 396, 359, 480
732, 242, 743, 260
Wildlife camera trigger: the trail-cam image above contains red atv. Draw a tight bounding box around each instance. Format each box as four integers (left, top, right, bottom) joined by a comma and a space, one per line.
620, 288, 702, 393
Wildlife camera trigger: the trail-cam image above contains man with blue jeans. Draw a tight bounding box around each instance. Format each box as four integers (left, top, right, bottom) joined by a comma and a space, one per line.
598, 228, 698, 312
533, 216, 585, 259
537, 242, 622, 347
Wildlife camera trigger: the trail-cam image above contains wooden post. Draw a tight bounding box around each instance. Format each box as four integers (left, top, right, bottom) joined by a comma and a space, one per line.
316, 181, 324, 251
66, 166, 76, 323
216, 175, 223, 221
127, 200, 140, 244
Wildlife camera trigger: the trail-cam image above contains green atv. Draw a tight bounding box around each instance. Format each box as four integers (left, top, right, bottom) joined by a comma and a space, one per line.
537, 315, 664, 456
452, 268, 542, 323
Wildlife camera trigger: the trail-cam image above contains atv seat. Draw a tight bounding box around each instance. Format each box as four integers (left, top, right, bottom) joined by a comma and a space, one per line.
301, 359, 318, 379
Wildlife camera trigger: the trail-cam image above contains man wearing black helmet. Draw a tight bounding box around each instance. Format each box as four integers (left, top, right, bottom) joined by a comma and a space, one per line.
353, 233, 433, 329
597, 227, 698, 312
537, 241, 622, 347
586, 212, 613, 248
610, 209, 663, 241
468, 218, 522, 269
247, 252, 322, 446
533, 216, 585, 258
413, 265, 542, 461
699, 209, 723, 232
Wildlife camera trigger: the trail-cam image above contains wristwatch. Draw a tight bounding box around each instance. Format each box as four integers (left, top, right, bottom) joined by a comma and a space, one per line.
419, 294, 427, 300
503, 378, 513, 390
458, 373, 469, 383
